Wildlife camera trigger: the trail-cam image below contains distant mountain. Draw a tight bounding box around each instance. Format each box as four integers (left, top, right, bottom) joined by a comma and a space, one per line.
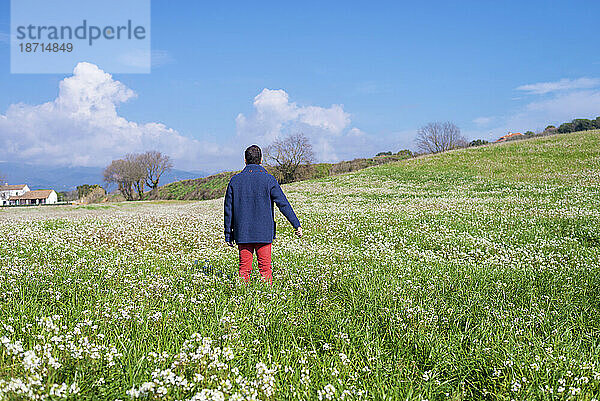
0, 162, 207, 192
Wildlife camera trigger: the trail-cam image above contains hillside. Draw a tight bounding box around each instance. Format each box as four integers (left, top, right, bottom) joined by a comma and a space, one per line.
146, 171, 238, 200
148, 130, 600, 202
147, 153, 410, 201
1, 131, 599, 399
389, 129, 600, 184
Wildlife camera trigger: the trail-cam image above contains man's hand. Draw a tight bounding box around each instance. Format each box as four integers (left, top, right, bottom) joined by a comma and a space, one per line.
294, 227, 303, 238
226, 241, 235, 247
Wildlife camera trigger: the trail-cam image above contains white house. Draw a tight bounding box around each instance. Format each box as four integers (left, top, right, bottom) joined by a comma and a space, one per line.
0, 184, 58, 206
0, 184, 30, 206
9, 189, 58, 206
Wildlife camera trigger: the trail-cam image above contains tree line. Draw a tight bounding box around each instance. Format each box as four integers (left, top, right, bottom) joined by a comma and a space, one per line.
103, 151, 173, 201
554, 116, 600, 134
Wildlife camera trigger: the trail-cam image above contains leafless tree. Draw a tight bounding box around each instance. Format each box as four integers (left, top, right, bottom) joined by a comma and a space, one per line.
104, 159, 134, 200
103, 152, 172, 200
415, 122, 467, 154
103, 156, 147, 201
126, 153, 147, 199
265, 133, 315, 183
139, 151, 173, 190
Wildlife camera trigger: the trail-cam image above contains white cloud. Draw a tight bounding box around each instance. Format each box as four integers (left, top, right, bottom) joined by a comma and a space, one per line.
0, 68, 414, 172
0, 62, 227, 170
235, 88, 417, 162
236, 88, 357, 161
470, 89, 600, 142
516, 77, 600, 95
505, 90, 600, 131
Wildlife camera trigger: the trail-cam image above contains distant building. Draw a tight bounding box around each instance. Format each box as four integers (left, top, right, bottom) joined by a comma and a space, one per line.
0, 184, 30, 206
495, 132, 524, 143
9, 190, 58, 206
0, 184, 58, 206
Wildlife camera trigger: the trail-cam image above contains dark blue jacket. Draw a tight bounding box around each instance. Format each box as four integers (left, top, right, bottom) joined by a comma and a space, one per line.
224, 164, 301, 244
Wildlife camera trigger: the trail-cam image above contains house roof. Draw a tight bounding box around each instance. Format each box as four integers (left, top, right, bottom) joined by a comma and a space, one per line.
0, 184, 28, 191
9, 190, 54, 200
495, 132, 524, 142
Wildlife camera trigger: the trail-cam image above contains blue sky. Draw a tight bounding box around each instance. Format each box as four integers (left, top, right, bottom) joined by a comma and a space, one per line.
1, 0, 599, 172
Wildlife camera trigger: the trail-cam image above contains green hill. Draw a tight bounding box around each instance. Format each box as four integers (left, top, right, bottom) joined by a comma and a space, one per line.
147, 171, 238, 200
147, 153, 410, 201
389, 129, 600, 184
1, 130, 599, 399
150, 130, 600, 201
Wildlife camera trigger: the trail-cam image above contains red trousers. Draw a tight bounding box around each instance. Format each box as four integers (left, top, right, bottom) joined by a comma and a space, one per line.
238, 243, 272, 283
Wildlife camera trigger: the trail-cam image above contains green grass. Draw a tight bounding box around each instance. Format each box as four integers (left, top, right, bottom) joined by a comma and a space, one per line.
149, 154, 409, 201
151, 171, 238, 200
0, 131, 599, 400
387, 130, 600, 184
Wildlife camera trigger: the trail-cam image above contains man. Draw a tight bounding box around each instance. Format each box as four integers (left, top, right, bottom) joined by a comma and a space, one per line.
224, 145, 302, 283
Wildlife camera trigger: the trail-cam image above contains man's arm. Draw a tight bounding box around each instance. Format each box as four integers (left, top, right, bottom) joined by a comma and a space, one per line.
224, 182, 234, 244
270, 181, 301, 230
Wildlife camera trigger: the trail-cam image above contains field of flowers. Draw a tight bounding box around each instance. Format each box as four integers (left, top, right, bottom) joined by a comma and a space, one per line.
1, 131, 600, 400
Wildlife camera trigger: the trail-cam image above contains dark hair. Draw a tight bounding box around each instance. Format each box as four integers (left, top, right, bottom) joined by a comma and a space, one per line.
245, 145, 262, 164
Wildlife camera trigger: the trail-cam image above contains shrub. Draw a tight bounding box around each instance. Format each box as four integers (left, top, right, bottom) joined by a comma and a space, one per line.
469, 139, 489, 147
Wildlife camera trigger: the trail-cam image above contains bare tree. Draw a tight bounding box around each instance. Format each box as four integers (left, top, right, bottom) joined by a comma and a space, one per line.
104, 159, 134, 200
104, 153, 170, 201
139, 151, 173, 190
126, 154, 147, 199
415, 122, 467, 154
103, 156, 147, 201
265, 133, 315, 183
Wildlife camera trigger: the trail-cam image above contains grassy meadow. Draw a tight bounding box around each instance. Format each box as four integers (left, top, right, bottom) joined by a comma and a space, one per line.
1, 131, 600, 400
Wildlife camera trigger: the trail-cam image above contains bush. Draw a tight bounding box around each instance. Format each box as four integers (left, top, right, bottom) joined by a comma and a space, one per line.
396, 149, 413, 158
330, 159, 370, 175
312, 164, 332, 179
469, 139, 489, 147
80, 187, 107, 204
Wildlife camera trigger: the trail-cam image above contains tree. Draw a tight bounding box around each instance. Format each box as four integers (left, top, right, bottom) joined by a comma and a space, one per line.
57, 190, 78, 202
125, 153, 147, 199
376, 151, 393, 157
469, 139, 489, 147
524, 131, 535, 136
571, 119, 594, 132
396, 149, 413, 158
103, 157, 146, 201
265, 133, 315, 184
77, 184, 103, 199
139, 151, 173, 190
104, 159, 133, 200
415, 122, 466, 154
103, 152, 171, 201
558, 122, 574, 134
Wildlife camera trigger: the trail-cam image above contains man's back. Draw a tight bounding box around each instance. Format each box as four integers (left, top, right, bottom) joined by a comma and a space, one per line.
224, 163, 300, 244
